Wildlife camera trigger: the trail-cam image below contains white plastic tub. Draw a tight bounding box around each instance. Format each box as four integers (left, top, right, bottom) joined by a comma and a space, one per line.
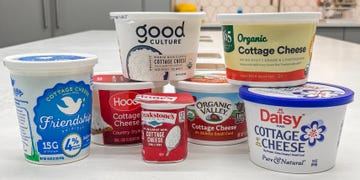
3, 53, 97, 164
239, 82, 354, 173
217, 12, 321, 87
110, 12, 205, 82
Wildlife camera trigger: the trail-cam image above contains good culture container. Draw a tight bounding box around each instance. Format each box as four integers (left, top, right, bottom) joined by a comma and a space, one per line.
173, 72, 247, 145
91, 72, 162, 145
135, 93, 194, 163
217, 12, 321, 87
110, 12, 206, 82
3, 53, 97, 164
239, 82, 354, 173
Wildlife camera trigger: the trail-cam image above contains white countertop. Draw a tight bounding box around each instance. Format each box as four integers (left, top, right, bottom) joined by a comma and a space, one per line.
0, 30, 359, 180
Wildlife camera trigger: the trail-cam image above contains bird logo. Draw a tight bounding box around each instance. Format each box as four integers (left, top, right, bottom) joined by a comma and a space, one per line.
57, 96, 84, 115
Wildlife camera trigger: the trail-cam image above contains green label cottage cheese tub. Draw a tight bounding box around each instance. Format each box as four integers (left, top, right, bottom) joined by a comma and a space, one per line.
239, 82, 354, 173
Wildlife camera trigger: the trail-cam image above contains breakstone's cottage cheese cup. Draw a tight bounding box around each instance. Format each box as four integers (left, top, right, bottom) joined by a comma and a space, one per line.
173, 72, 247, 145
3, 53, 97, 164
92, 72, 159, 145
239, 82, 354, 173
135, 93, 194, 163
110, 12, 205, 82
217, 12, 321, 87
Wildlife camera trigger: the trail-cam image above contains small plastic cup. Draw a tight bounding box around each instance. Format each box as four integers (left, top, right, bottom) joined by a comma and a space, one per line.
217, 12, 321, 87
3, 53, 97, 164
110, 12, 205, 82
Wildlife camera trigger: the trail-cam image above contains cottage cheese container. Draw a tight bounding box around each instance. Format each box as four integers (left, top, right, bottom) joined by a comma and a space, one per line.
135, 93, 194, 163
110, 12, 205, 82
239, 82, 354, 173
217, 12, 321, 87
3, 53, 97, 164
173, 72, 247, 145
92, 72, 158, 145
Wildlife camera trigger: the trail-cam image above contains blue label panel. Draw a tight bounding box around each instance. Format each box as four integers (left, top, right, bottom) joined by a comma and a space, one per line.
34, 81, 91, 157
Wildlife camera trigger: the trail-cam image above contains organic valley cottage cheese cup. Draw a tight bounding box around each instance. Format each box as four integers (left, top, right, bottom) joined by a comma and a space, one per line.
110, 12, 205, 81
239, 82, 354, 173
217, 12, 321, 87
173, 72, 247, 145
3, 53, 97, 164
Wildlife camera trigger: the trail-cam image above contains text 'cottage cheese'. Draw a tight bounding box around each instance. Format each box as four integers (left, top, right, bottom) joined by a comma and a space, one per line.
217, 12, 321, 87
173, 72, 247, 145
3, 53, 97, 164
110, 12, 205, 81
239, 82, 354, 173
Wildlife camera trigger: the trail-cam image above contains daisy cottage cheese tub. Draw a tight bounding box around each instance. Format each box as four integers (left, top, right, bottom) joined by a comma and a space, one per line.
3, 53, 97, 164
92, 72, 160, 145
110, 12, 205, 81
173, 72, 247, 145
217, 12, 321, 87
239, 82, 354, 173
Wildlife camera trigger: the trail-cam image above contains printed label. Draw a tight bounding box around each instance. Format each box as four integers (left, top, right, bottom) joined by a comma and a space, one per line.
180, 90, 247, 142
94, 89, 151, 144
33, 81, 92, 157
142, 108, 187, 162
223, 23, 316, 82
246, 102, 346, 173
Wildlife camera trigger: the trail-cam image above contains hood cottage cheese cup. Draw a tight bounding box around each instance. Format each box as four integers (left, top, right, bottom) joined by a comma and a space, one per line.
173, 72, 247, 145
110, 12, 205, 82
217, 12, 321, 87
92, 72, 162, 145
239, 82, 354, 173
3, 53, 97, 164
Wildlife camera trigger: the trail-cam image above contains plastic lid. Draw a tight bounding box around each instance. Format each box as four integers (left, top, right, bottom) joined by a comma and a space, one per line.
173, 72, 239, 93
93, 72, 155, 90
3, 53, 98, 71
217, 12, 321, 23
239, 82, 354, 107
110, 12, 206, 20
135, 93, 195, 109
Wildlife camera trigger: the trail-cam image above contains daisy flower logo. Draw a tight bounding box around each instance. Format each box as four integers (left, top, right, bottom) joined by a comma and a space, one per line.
300, 120, 326, 147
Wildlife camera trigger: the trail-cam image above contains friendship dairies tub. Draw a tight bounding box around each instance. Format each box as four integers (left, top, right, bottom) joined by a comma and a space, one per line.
3, 53, 97, 164
239, 82, 354, 173
110, 12, 205, 82
217, 12, 321, 87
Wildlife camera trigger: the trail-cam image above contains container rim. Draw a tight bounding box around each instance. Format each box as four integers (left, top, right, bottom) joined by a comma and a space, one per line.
172, 80, 239, 93
239, 82, 354, 107
93, 72, 158, 90
217, 12, 321, 23
110, 11, 206, 20
3, 53, 97, 71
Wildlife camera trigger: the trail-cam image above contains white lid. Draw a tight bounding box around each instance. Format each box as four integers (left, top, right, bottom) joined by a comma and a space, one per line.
172, 72, 240, 93
110, 12, 206, 20
93, 72, 156, 91
217, 12, 321, 23
3, 53, 97, 71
